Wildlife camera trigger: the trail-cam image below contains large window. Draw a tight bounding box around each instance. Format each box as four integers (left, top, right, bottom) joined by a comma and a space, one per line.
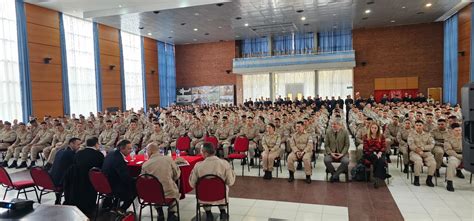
0, 0, 22, 121
274, 71, 316, 100
318, 69, 353, 98
243, 73, 271, 100
63, 14, 97, 115
121, 31, 144, 111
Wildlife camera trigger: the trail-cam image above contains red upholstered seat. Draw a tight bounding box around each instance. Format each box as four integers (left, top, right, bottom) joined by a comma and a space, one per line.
12, 180, 35, 189
136, 174, 180, 220
228, 153, 246, 159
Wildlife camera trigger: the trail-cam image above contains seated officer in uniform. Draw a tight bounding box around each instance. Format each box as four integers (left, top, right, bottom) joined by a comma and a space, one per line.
408, 120, 436, 187
287, 121, 313, 184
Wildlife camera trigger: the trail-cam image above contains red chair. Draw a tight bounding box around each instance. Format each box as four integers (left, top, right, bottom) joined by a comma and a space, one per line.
204, 136, 219, 151
195, 175, 228, 221
176, 136, 191, 156
89, 167, 116, 220
30, 166, 63, 203
0, 166, 38, 201
135, 174, 180, 221
228, 136, 250, 176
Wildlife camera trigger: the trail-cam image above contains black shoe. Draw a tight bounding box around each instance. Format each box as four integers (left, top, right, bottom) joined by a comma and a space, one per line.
16, 161, 27, 169
268, 171, 272, 180
167, 213, 179, 221
456, 170, 465, 179
385, 174, 392, 179
240, 158, 247, 165
305, 175, 311, 184
413, 176, 420, 186
8, 160, 17, 169
1, 161, 8, 167
249, 159, 254, 167
403, 165, 408, 174
426, 175, 435, 187
386, 155, 392, 163
435, 169, 440, 177
219, 212, 229, 220
288, 171, 294, 182
446, 180, 455, 192
28, 161, 36, 169
296, 162, 303, 170
205, 211, 214, 221
263, 171, 269, 180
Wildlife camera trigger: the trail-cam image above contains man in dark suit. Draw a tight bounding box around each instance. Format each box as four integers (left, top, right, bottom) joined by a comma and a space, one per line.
49, 137, 81, 204
324, 121, 350, 183
64, 137, 104, 216
102, 139, 135, 214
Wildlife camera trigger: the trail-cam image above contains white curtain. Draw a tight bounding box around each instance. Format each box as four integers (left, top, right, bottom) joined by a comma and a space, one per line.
0, 0, 22, 121
274, 71, 315, 100
63, 14, 97, 116
242, 73, 270, 100
318, 69, 353, 98
121, 31, 144, 111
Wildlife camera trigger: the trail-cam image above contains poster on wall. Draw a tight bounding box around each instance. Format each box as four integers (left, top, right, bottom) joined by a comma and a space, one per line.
176, 85, 234, 105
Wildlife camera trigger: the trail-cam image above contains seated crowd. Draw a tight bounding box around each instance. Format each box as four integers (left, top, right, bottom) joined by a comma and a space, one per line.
0, 92, 467, 220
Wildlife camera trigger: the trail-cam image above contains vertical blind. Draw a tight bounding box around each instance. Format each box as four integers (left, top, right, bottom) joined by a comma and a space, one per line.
0, 0, 23, 121
318, 69, 353, 98
121, 31, 144, 111
242, 73, 271, 100
63, 14, 97, 116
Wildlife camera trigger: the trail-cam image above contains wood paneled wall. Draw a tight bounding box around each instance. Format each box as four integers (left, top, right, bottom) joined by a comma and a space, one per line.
143, 38, 159, 107
98, 24, 122, 110
374, 77, 418, 90
458, 4, 471, 102
25, 3, 63, 118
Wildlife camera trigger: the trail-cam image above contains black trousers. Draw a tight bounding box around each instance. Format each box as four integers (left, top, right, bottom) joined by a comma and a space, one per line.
365, 153, 387, 180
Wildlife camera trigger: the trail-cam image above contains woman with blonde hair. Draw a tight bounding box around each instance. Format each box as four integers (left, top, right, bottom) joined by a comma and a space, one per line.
363, 122, 388, 188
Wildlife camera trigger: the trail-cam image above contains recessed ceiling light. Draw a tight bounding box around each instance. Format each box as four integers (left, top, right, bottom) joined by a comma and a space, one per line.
301, 16, 306, 21
235, 17, 242, 20
170, 30, 174, 33
244, 23, 249, 26
402, 6, 406, 9
333, 14, 337, 16
425, 3, 432, 7
296, 9, 304, 13
194, 13, 200, 16
218, 26, 222, 29
390, 20, 396, 23
365, 9, 371, 14
235, 35, 240, 38
193, 39, 197, 41
147, 33, 152, 36
118, 4, 122, 8
272, 20, 276, 23
193, 28, 198, 31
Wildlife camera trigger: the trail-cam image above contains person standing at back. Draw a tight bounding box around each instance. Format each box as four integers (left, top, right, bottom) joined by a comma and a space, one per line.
189, 142, 235, 221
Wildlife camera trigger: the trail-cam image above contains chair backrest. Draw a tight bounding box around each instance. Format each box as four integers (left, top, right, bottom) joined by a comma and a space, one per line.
0, 167, 13, 187
204, 136, 219, 150
176, 136, 191, 151
233, 136, 249, 153
196, 174, 227, 203
135, 174, 166, 204
89, 167, 112, 195
30, 166, 56, 190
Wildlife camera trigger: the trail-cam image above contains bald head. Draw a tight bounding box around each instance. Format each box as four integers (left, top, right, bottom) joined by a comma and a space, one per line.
146, 143, 159, 156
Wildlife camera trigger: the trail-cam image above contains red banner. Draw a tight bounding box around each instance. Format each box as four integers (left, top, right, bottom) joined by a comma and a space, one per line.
374, 89, 418, 102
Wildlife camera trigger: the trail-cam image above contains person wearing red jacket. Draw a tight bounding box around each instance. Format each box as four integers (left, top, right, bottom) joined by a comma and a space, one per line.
363, 122, 388, 188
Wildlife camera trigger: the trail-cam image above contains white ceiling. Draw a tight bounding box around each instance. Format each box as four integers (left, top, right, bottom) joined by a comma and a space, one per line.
25, 0, 463, 45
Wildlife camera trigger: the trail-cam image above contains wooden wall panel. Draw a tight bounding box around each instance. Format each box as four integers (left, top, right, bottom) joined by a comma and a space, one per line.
25, 3, 64, 117
458, 4, 471, 102
374, 78, 385, 90
29, 63, 62, 83
407, 77, 418, 89
26, 23, 61, 47
143, 37, 159, 107
98, 24, 122, 110
28, 43, 61, 65
395, 78, 406, 89
25, 3, 59, 29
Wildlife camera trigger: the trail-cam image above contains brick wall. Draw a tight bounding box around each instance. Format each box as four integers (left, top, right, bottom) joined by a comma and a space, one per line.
175, 41, 243, 103
353, 23, 444, 98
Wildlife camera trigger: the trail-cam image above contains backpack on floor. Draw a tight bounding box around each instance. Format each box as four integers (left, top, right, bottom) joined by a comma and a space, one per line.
351, 163, 368, 181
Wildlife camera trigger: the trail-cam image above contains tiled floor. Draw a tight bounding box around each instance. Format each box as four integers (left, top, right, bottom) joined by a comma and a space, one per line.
1, 138, 472, 221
